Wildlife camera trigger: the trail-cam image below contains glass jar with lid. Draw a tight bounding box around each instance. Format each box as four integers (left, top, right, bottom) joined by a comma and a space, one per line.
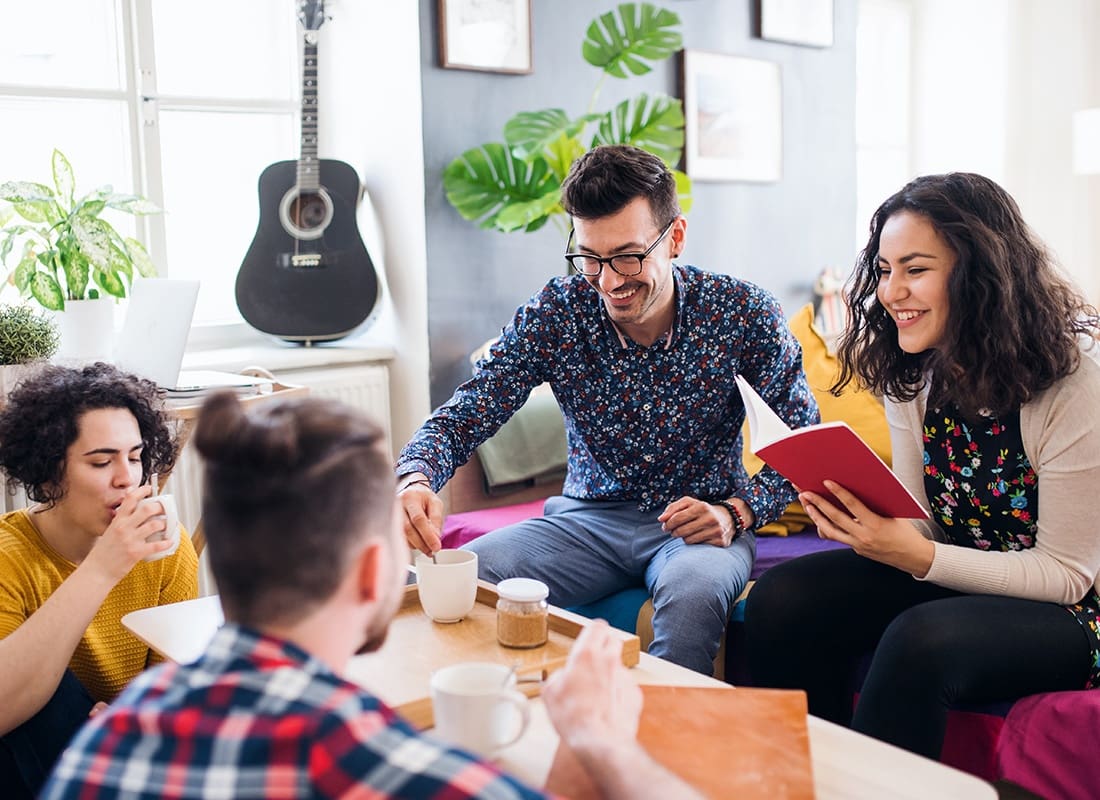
496, 578, 549, 649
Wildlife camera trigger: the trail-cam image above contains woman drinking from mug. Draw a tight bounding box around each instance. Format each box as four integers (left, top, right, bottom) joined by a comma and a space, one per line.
0, 363, 198, 797
744, 173, 1100, 760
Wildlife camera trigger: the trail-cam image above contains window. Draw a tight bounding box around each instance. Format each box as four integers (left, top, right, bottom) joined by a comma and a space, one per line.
854, 0, 913, 252
0, 0, 298, 325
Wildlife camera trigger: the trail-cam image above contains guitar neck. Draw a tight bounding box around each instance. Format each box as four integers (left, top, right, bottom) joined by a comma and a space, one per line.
298, 35, 320, 190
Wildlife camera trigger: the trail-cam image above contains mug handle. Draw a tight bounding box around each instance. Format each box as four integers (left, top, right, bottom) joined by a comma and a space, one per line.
492, 689, 531, 751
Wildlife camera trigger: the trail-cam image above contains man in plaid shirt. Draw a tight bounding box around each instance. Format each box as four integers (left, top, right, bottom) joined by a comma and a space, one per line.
43, 394, 697, 799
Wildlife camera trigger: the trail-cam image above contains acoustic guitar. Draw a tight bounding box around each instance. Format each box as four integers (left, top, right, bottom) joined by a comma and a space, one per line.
236, 0, 379, 343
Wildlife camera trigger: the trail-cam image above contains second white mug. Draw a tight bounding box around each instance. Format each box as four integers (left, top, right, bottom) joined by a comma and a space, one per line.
415, 549, 478, 623
430, 661, 531, 758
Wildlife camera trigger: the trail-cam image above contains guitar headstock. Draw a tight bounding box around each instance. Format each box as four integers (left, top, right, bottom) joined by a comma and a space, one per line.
298, 0, 326, 32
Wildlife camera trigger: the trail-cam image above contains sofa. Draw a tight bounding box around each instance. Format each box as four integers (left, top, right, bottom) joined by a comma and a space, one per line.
441, 462, 845, 679
438, 304, 1099, 798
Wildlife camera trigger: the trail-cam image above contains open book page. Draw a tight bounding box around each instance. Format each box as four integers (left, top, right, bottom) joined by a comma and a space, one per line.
735, 374, 928, 519
735, 374, 794, 451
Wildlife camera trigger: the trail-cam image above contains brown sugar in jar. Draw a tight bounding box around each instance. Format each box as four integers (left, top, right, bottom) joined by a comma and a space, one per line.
496, 578, 549, 649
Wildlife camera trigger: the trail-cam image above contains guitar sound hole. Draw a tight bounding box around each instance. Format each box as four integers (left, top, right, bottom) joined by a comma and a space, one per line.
291, 193, 328, 230
278, 186, 334, 241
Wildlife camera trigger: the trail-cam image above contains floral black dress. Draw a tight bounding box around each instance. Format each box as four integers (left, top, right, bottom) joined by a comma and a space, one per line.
922, 404, 1100, 688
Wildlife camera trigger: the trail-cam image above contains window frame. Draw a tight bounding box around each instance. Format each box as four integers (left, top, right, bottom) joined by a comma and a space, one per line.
0, 0, 299, 336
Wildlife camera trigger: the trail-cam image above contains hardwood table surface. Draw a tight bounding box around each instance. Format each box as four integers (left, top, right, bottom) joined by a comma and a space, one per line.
123, 594, 996, 800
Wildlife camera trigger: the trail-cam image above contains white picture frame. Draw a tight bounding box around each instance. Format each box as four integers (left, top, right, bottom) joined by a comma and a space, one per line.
681, 50, 783, 183
757, 0, 835, 48
439, 0, 533, 74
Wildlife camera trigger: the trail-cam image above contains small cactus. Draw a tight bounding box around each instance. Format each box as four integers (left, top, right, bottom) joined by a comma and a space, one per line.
0, 304, 59, 365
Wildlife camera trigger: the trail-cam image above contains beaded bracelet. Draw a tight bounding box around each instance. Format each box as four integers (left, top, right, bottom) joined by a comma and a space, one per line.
712, 499, 746, 539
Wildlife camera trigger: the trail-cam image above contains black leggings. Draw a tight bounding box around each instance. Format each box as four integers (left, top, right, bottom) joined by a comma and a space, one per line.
743, 548, 1092, 759
0, 669, 95, 799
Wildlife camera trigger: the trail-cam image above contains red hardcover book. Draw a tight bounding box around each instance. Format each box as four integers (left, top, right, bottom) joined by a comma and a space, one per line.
736, 374, 928, 519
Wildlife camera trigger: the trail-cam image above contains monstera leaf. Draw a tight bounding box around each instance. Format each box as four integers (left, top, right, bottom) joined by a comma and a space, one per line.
441, 3, 691, 239
591, 93, 685, 166
673, 170, 694, 215
443, 143, 560, 232
582, 3, 683, 78
504, 109, 601, 163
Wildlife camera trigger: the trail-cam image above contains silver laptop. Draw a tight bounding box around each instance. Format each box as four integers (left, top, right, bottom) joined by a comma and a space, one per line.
113, 278, 201, 388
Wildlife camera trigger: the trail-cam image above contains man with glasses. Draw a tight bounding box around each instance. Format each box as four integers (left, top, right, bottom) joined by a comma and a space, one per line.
397, 145, 818, 675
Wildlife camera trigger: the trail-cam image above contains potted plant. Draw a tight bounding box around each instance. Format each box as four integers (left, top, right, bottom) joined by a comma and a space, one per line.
0, 303, 59, 397
0, 149, 160, 362
442, 3, 692, 236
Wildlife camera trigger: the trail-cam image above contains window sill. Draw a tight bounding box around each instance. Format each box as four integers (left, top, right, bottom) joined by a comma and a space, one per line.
183, 326, 395, 373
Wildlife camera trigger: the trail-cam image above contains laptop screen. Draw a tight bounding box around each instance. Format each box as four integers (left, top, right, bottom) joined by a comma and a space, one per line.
113, 278, 200, 388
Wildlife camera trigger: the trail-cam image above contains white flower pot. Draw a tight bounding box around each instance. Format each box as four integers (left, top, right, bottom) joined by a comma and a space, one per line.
0, 363, 40, 401
52, 297, 116, 365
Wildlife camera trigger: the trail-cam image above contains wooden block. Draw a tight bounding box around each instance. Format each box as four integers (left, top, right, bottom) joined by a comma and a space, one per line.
547, 685, 813, 800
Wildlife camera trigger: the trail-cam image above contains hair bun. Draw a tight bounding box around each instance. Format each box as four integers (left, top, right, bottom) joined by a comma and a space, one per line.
193, 391, 299, 470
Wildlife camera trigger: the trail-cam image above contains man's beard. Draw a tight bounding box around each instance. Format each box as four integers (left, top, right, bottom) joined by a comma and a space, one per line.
354, 625, 389, 655
353, 581, 402, 655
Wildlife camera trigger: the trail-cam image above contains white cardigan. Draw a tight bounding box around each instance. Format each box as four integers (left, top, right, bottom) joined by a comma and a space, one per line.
888, 339, 1100, 604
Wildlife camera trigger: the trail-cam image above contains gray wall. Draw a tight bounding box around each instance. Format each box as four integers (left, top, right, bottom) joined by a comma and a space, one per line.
419, 0, 857, 406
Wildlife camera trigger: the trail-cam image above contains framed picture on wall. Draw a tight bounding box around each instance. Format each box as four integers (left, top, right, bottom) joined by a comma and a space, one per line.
681, 50, 782, 183
439, 0, 533, 74
755, 0, 834, 48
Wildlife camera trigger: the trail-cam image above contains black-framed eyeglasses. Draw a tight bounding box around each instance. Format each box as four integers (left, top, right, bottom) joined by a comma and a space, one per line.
564, 218, 676, 278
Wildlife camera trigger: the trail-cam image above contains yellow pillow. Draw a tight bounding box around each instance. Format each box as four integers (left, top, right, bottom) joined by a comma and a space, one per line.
744, 303, 890, 535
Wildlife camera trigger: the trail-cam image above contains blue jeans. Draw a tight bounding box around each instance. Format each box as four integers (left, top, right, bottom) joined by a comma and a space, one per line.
463, 496, 756, 674
0, 669, 95, 799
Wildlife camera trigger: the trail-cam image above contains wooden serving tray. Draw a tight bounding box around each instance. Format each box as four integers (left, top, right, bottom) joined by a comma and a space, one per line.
343, 579, 640, 729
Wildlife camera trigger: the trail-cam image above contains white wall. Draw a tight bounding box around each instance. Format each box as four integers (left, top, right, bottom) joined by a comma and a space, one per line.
909, 0, 1100, 302
910, 0, 1011, 178
322, 1, 431, 455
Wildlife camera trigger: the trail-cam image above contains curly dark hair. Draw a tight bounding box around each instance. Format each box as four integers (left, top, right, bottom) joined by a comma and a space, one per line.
0, 362, 177, 504
834, 172, 1100, 418
561, 145, 680, 227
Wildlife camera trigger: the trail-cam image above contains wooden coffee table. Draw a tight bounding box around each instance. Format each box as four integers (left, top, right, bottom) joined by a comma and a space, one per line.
123, 593, 996, 800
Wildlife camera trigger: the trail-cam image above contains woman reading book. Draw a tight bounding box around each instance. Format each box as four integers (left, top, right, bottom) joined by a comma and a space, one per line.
0, 364, 198, 797
744, 173, 1100, 760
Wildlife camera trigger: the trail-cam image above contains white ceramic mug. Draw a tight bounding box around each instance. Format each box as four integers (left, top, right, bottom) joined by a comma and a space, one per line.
139, 494, 180, 562
430, 662, 531, 758
415, 550, 478, 623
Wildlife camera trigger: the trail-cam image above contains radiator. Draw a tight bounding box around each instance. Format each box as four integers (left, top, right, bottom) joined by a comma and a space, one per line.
3, 364, 392, 537
171, 363, 392, 532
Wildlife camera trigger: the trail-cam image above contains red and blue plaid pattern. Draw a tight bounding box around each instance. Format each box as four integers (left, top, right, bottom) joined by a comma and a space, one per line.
43, 624, 549, 799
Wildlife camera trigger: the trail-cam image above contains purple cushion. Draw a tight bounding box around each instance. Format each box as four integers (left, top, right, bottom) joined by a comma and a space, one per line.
440, 499, 845, 578
440, 499, 547, 549
996, 690, 1100, 800
750, 533, 846, 579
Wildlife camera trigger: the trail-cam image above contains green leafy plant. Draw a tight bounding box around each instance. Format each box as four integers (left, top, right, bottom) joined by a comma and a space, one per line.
0, 149, 159, 311
443, 2, 692, 236
0, 304, 59, 365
